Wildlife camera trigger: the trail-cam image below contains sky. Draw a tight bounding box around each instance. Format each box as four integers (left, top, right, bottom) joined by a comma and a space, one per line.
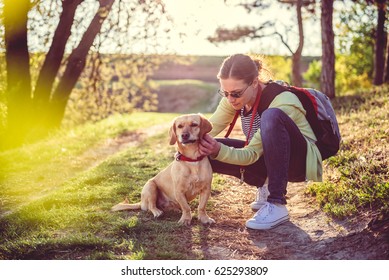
4, 0, 325, 57
161, 0, 322, 57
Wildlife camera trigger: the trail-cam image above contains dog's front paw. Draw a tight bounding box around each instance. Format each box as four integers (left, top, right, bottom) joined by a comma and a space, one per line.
150, 208, 163, 218
178, 214, 192, 226
199, 215, 215, 225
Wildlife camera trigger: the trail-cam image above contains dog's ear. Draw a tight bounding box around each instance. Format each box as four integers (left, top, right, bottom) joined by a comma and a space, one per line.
169, 120, 177, 145
199, 114, 212, 138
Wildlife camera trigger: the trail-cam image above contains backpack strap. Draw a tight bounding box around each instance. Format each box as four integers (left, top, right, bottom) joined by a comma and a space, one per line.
286, 86, 323, 139
257, 82, 288, 115
257, 82, 325, 140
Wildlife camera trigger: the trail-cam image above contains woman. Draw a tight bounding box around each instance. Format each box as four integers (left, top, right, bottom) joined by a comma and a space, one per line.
199, 53, 322, 230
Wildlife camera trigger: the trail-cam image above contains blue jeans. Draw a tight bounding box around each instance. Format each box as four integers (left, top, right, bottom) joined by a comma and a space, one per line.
210, 108, 307, 205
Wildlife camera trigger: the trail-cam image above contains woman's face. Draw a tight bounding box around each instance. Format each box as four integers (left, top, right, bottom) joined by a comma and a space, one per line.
219, 78, 257, 110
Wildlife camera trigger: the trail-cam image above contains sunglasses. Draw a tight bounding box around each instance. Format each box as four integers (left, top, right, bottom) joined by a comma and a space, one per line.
217, 82, 252, 99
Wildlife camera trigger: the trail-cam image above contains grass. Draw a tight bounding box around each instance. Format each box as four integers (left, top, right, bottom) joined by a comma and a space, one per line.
0, 85, 388, 259
0, 133, 171, 259
0, 111, 223, 260
307, 85, 389, 220
0, 112, 177, 214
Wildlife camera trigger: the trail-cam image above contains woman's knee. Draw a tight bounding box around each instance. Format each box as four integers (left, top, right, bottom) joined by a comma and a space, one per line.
261, 108, 286, 133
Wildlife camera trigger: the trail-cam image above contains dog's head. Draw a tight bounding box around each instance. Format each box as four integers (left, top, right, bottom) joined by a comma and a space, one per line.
169, 114, 212, 145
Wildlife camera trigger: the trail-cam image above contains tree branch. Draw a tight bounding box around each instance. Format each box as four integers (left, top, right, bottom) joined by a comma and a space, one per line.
207, 21, 274, 43
273, 31, 294, 54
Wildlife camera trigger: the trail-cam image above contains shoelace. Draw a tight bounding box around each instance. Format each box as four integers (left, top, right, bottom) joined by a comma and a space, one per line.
255, 186, 268, 202
254, 202, 273, 219
255, 189, 261, 201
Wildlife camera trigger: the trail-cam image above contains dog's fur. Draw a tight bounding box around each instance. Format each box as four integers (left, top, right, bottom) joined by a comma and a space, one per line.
111, 113, 214, 226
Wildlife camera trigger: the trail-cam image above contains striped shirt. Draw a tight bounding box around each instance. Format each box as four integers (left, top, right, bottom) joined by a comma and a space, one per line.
240, 108, 261, 142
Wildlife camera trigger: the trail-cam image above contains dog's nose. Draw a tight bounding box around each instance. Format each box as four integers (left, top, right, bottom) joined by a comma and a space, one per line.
181, 133, 190, 140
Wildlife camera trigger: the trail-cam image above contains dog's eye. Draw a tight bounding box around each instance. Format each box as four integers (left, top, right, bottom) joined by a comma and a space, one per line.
190, 123, 198, 127
177, 124, 183, 129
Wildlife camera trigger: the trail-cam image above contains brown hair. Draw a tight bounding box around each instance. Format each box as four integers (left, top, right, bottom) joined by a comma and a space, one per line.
217, 53, 273, 84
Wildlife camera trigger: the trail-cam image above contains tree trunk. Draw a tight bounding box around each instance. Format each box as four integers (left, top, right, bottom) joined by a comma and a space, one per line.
292, 0, 304, 87
320, 0, 335, 99
3, 0, 32, 147
373, 0, 387, 85
33, 0, 82, 109
49, 0, 115, 129
384, 33, 389, 83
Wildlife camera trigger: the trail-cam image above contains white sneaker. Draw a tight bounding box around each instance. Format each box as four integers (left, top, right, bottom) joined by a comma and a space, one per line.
246, 202, 289, 230
250, 185, 270, 211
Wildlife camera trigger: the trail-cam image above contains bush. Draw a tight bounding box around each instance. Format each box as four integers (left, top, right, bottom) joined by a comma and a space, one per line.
63, 54, 162, 127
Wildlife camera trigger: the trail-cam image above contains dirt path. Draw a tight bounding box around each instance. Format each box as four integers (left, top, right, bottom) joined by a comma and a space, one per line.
199, 178, 388, 259
202, 124, 387, 259
79, 123, 170, 168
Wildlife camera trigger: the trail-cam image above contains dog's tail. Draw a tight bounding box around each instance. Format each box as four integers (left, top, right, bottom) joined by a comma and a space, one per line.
111, 197, 141, 212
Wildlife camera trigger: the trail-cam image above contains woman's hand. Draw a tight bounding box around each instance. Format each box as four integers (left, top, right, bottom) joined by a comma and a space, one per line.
199, 134, 221, 157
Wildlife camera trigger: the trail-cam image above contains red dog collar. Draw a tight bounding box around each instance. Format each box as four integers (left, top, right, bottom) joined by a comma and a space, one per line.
175, 152, 205, 162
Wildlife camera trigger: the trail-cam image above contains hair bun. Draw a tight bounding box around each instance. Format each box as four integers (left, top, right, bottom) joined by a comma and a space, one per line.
253, 59, 262, 70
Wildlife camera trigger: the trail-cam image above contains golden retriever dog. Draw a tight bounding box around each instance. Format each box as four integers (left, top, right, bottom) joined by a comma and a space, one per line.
111, 113, 215, 226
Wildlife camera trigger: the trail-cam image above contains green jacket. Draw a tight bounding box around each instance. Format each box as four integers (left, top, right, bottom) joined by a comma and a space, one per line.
209, 90, 323, 182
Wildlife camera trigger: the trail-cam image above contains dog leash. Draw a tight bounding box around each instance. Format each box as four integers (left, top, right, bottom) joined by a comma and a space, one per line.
224, 86, 263, 184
